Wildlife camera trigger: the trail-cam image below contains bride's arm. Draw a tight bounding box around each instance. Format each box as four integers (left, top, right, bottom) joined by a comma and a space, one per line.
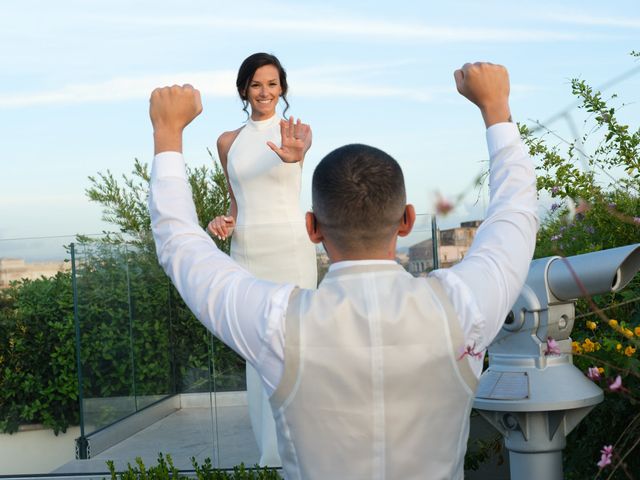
208, 131, 239, 240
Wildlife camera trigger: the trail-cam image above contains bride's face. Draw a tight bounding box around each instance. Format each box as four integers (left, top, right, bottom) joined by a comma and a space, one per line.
246, 64, 282, 119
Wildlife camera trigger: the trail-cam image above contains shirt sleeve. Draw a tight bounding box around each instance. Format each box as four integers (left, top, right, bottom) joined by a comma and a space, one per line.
148, 152, 293, 391
430, 122, 539, 376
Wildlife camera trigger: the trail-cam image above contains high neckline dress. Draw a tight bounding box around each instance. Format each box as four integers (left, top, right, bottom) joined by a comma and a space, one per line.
226, 113, 318, 466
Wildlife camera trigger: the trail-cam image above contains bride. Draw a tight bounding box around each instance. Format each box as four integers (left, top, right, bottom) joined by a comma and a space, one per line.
207, 52, 317, 466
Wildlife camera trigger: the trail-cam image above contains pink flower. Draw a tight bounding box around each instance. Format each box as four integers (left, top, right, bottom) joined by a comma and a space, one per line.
609, 375, 623, 391
435, 193, 454, 216
458, 344, 484, 361
597, 445, 613, 469
545, 337, 561, 355
587, 367, 601, 381
575, 199, 590, 215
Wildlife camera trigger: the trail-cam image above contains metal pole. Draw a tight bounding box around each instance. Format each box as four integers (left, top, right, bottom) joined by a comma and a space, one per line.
124, 245, 138, 411
509, 451, 563, 480
71, 243, 88, 459
431, 215, 439, 270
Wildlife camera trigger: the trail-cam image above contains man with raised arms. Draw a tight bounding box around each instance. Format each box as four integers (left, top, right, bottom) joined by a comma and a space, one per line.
148, 62, 538, 479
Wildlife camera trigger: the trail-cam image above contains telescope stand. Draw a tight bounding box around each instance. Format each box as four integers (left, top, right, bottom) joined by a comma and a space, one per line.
476, 407, 595, 480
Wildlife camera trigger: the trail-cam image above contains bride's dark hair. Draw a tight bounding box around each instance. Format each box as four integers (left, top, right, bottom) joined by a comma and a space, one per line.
236, 52, 290, 119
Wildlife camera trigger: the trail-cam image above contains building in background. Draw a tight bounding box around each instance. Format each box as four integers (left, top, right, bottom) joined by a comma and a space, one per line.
408, 220, 482, 276
0, 258, 69, 289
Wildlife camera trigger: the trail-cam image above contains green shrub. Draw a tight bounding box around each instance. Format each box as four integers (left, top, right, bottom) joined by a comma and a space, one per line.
106, 454, 280, 480
0, 272, 78, 434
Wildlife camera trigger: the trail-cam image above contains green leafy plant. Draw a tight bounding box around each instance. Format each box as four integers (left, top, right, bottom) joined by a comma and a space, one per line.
106, 454, 280, 480
464, 431, 504, 472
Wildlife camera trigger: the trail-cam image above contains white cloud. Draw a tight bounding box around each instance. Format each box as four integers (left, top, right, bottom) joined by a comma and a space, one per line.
0, 62, 443, 108
0, 55, 544, 109
98, 14, 591, 43
0, 71, 236, 108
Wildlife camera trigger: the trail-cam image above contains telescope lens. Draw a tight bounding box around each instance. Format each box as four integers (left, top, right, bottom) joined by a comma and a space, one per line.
611, 270, 620, 290
505, 311, 515, 325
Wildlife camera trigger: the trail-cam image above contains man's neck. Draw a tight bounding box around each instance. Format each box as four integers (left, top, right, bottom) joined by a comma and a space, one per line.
321, 235, 400, 264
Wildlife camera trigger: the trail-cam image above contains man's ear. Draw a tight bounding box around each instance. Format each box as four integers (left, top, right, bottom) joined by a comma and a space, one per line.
398, 204, 416, 237
305, 211, 324, 244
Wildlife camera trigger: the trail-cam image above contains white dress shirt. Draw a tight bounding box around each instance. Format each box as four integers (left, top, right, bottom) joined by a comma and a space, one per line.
149, 122, 539, 396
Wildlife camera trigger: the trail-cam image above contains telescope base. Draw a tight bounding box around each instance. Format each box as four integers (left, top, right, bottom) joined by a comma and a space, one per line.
475, 407, 597, 480
508, 450, 563, 480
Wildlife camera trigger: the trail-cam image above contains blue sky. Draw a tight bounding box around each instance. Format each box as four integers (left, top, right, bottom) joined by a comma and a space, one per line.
1, 0, 639, 248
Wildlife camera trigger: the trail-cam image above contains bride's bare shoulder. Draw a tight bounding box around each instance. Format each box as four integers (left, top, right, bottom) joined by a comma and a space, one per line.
217, 128, 243, 157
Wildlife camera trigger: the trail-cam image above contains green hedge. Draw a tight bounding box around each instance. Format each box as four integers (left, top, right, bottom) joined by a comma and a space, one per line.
0, 272, 78, 434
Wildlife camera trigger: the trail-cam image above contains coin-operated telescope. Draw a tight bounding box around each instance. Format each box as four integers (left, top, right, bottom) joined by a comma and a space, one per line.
474, 244, 640, 480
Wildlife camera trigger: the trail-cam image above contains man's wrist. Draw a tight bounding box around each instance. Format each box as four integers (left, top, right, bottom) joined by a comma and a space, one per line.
153, 129, 183, 155
480, 103, 512, 129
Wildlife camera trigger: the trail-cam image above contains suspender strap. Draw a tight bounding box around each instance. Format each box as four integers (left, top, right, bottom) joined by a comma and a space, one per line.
426, 276, 479, 392
270, 287, 303, 409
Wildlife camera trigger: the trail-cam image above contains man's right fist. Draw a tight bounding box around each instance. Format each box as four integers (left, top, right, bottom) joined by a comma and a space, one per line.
150, 84, 202, 154
453, 62, 511, 128
149, 84, 203, 135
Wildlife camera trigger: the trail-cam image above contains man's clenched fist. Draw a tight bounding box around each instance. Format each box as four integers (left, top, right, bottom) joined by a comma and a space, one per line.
150, 84, 202, 154
454, 62, 511, 128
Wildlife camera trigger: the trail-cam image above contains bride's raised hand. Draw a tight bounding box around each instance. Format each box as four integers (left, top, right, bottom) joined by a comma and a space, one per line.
207, 215, 235, 240
267, 117, 312, 163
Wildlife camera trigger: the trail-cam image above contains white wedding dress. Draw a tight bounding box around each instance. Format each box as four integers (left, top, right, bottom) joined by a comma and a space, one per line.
226, 113, 318, 466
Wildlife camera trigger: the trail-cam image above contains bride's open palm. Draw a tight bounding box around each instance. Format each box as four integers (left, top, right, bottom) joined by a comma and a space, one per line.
267, 116, 312, 164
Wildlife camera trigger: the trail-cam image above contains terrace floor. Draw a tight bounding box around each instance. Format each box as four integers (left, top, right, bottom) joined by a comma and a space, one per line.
54, 403, 260, 474
50, 399, 508, 479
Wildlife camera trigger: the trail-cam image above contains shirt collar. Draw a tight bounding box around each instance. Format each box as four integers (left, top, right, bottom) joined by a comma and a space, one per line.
328, 259, 398, 272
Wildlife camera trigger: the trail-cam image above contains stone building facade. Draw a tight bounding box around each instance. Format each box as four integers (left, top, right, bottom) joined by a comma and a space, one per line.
408, 220, 482, 276
0, 258, 70, 289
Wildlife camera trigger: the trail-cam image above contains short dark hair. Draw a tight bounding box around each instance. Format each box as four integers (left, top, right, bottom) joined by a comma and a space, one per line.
236, 52, 290, 118
312, 144, 406, 252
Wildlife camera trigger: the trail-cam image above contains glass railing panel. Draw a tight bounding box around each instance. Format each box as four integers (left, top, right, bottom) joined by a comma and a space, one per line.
170, 285, 215, 395
74, 241, 137, 434
126, 243, 176, 411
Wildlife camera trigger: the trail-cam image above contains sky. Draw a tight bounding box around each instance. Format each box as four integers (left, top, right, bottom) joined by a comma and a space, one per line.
1, 0, 639, 258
